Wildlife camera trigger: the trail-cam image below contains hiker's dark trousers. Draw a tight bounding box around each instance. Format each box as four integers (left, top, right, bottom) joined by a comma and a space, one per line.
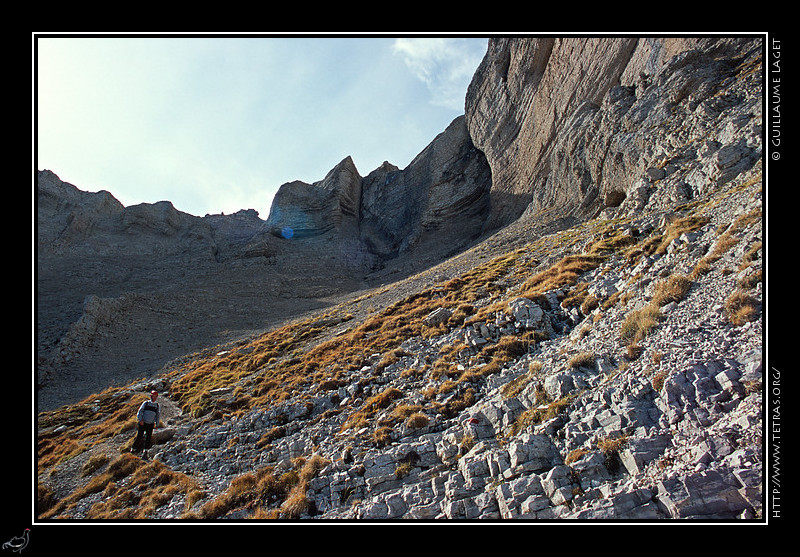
133, 422, 154, 452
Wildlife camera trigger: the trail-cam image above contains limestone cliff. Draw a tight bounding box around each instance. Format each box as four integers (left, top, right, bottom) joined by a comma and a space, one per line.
264, 115, 491, 258
264, 156, 362, 239
465, 37, 762, 228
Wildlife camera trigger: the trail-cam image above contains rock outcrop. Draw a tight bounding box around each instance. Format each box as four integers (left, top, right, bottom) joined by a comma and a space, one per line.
466, 37, 761, 228
359, 116, 491, 258
265, 115, 492, 258
264, 156, 362, 240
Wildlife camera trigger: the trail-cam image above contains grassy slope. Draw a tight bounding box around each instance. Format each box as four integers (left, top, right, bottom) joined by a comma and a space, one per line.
36, 170, 763, 519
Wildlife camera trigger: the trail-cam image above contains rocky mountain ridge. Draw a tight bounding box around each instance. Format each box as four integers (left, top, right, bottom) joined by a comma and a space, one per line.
36, 36, 765, 522
36, 113, 493, 412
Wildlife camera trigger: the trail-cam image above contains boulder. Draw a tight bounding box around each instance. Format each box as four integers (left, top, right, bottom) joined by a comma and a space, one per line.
657, 470, 751, 518
423, 307, 453, 328
507, 433, 562, 472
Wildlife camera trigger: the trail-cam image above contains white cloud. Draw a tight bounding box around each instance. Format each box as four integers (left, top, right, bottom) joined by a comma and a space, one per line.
392, 37, 487, 111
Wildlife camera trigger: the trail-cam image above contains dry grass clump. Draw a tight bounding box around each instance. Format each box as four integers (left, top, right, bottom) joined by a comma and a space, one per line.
507, 385, 575, 437
430, 342, 470, 380
568, 352, 595, 369
196, 454, 330, 520
519, 254, 605, 301
508, 397, 570, 437
80, 453, 110, 477
405, 412, 430, 429
565, 448, 590, 465
691, 232, 739, 278
451, 333, 535, 385
38, 435, 87, 470
691, 208, 761, 279
481, 335, 531, 362
340, 387, 404, 432
586, 229, 638, 255
429, 387, 476, 419
373, 426, 394, 447
198, 465, 292, 519
620, 304, 662, 346
651, 370, 668, 392
597, 434, 630, 473
255, 425, 287, 449
620, 273, 695, 347
654, 215, 710, 255
37, 483, 58, 517
448, 303, 476, 327
501, 361, 543, 399
561, 282, 591, 311
739, 241, 762, 271
280, 454, 331, 518
389, 403, 423, 422
651, 274, 692, 307
597, 434, 629, 456
395, 461, 414, 479
725, 290, 760, 326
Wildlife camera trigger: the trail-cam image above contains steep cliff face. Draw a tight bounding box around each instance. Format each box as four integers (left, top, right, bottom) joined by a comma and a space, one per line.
264, 156, 362, 239
358, 116, 491, 258
265, 115, 491, 259
466, 37, 762, 228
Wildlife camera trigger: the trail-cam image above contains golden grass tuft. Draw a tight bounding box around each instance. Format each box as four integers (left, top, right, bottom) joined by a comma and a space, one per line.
341, 387, 404, 432
519, 254, 605, 301
651, 274, 693, 307
80, 453, 110, 477
280, 454, 331, 518
654, 215, 710, 255
405, 412, 430, 429
725, 290, 760, 326
565, 448, 590, 465
568, 352, 595, 369
507, 386, 576, 437
620, 304, 662, 345
197, 457, 333, 520
597, 434, 629, 456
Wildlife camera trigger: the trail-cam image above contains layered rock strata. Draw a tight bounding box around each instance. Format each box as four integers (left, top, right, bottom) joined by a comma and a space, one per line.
265, 115, 492, 258
466, 36, 761, 228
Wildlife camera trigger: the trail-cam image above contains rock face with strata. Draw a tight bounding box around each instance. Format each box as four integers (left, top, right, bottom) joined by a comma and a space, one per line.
265, 115, 491, 258
465, 37, 761, 228
264, 156, 362, 239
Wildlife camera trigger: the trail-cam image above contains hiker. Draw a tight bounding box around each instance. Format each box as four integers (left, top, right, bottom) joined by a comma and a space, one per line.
132, 390, 161, 457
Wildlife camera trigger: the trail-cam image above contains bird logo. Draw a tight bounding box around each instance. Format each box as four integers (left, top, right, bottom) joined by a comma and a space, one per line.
2, 528, 29, 553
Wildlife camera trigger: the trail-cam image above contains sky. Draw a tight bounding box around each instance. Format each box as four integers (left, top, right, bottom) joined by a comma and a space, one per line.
35, 34, 489, 218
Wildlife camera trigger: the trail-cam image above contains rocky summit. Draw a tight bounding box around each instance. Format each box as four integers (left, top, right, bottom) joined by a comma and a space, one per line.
36, 36, 766, 523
